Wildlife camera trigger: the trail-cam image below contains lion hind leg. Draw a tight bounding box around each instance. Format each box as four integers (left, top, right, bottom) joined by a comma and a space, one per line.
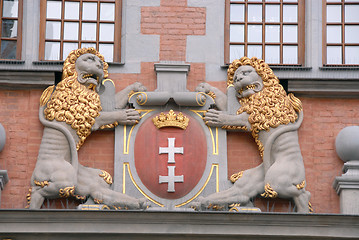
192, 164, 265, 210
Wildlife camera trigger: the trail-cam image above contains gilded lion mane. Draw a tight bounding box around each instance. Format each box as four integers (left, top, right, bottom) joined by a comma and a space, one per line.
227, 57, 303, 158
41, 48, 109, 150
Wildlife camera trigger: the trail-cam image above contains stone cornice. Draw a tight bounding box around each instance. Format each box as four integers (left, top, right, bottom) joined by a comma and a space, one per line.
0, 210, 358, 239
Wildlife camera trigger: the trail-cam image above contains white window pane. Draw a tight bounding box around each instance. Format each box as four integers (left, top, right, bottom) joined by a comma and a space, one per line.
83, 2, 98, 21
230, 25, 244, 42
265, 25, 280, 42
283, 45, 298, 64
283, 25, 298, 43
100, 24, 114, 41
230, 45, 244, 62
230, 4, 245, 22
3, 0, 18, 18
345, 5, 359, 23
2, 20, 17, 38
327, 25, 342, 43
100, 3, 115, 21
231, 0, 244, 1
82, 43, 97, 49
65, 2, 79, 20
327, 46, 342, 64
247, 45, 262, 59
327, 0, 341, 2
266, 0, 280, 2
283, 0, 298, 2
265, 5, 280, 22
345, 46, 359, 64
283, 5, 298, 22
327, 5, 341, 23
248, 4, 262, 22
45, 42, 60, 60
82, 23, 97, 41
345, 25, 359, 43
99, 44, 113, 62
64, 22, 79, 40
46, 21, 61, 39
47, 1, 62, 19
63, 42, 78, 60
248, 25, 262, 42
265, 45, 280, 64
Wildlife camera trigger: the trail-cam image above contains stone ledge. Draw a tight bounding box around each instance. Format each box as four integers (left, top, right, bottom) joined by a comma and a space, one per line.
0, 71, 54, 88
0, 210, 358, 239
288, 79, 359, 98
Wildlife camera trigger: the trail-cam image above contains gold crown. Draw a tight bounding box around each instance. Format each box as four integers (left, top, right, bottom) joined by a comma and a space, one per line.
152, 110, 189, 130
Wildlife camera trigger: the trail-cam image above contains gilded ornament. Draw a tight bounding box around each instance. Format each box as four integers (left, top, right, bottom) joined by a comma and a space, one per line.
222, 125, 248, 131
230, 171, 243, 183
34, 180, 49, 188
228, 203, 241, 212
59, 186, 75, 198
261, 183, 278, 198
152, 110, 189, 130
99, 170, 113, 185
296, 180, 306, 190
207, 91, 216, 99
94, 198, 104, 204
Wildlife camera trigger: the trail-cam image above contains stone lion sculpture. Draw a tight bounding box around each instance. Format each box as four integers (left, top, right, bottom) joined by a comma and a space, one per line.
192, 57, 311, 213
28, 48, 147, 209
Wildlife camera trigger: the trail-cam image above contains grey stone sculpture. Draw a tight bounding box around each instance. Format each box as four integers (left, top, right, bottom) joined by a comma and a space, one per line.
192, 57, 311, 213
28, 48, 147, 209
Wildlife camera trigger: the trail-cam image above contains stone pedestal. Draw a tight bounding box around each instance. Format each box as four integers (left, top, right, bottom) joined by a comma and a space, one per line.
154, 62, 190, 92
0, 170, 9, 207
333, 126, 359, 214
333, 161, 359, 214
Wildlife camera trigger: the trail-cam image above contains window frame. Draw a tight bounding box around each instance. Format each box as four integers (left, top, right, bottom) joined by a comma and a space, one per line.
39, 0, 122, 62
224, 0, 305, 65
0, 0, 23, 60
322, 0, 359, 66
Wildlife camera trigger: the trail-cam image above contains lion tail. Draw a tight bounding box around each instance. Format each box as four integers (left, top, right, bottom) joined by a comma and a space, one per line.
288, 93, 303, 113
40, 85, 55, 106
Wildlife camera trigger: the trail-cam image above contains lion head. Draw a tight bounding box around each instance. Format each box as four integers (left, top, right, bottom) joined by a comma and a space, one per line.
42, 48, 108, 150
227, 57, 303, 157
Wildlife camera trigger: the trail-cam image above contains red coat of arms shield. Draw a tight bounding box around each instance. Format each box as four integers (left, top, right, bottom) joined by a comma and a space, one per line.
134, 111, 207, 200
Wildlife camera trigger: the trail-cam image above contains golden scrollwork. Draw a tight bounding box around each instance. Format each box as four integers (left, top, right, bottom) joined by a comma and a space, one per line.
207, 91, 216, 99
25, 188, 32, 208
100, 121, 119, 130
59, 186, 75, 198
207, 204, 225, 211
152, 110, 189, 130
94, 198, 104, 204
34, 180, 49, 188
230, 171, 243, 183
222, 125, 248, 131
308, 202, 314, 213
296, 180, 306, 190
99, 170, 113, 185
228, 203, 241, 212
195, 92, 206, 106
261, 183, 278, 198
136, 92, 148, 105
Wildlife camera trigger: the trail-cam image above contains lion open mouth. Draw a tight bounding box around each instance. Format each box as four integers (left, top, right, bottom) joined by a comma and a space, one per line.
80, 73, 100, 90
238, 84, 256, 94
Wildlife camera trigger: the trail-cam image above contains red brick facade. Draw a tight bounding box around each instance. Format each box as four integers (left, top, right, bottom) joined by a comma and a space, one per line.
0, 1, 357, 214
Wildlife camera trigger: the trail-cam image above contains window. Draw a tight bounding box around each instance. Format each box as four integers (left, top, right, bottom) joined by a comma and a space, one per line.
225, 0, 305, 65
323, 0, 359, 65
39, 0, 121, 62
0, 0, 23, 59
